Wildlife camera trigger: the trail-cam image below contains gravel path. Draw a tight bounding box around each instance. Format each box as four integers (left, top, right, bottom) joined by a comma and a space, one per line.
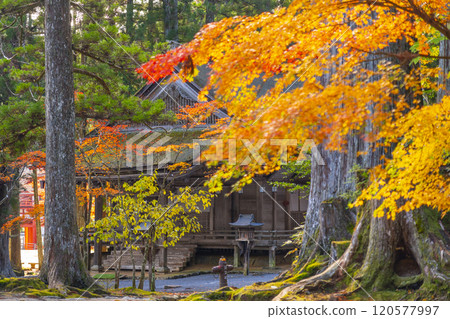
118, 272, 279, 292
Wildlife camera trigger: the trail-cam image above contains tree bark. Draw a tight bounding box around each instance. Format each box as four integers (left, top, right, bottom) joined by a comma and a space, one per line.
0, 178, 15, 277
138, 240, 149, 289
39, 0, 91, 289
437, 39, 450, 102
163, 0, 178, 41
146, 0, 156, 43
9, 177, 21, 272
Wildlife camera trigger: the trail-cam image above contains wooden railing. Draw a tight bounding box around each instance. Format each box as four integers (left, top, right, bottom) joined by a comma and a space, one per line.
181, 229, 296, 248
81, 229, 297, 249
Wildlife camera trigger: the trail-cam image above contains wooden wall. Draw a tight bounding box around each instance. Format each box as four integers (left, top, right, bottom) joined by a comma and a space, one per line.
210, 180, 309, 232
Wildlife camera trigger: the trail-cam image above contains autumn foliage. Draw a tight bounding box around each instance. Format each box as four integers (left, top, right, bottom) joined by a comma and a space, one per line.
0, 151, 46, 234
138, 0, 449, 219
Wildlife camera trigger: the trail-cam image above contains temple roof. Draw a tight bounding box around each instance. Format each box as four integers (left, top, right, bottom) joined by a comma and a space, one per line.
229, 214, 264, 227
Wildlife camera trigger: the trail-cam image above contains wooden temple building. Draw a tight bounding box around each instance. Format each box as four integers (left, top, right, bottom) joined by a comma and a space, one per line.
80, 68, 309, 272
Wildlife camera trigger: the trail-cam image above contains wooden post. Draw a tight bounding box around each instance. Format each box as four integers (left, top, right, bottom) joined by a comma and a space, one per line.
271, 190, 276, 231
233, 245, 239, 268
243, 241, 250, 276
209, 197, 215, 234
269, 246, 276, 269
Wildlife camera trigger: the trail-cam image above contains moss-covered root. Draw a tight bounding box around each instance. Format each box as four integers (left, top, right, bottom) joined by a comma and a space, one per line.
183, 285, 285, 301
0, 277, 47, 293
0, 277, 106, 299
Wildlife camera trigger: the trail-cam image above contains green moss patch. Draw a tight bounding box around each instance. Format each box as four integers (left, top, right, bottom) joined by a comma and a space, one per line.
182, 294, 209, 301
0, 277, 106, 299
92, 273, 115, 280
25, 288, 65, 298
231, 287, 282, 301
0, 277, 47, 292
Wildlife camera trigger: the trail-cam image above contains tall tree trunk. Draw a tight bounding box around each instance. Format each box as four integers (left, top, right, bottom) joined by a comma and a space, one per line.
130, 247, 136, 289
126, 0, 134, 41
149, 239, 156, 291
0, 232, 14, 277
163, 0, 178, 41
146, 0, 156, 43
0, 178, 15, 277
40, 0, 91, 289
9, 177, 21, 273
355, 39, 449, 292
299, 145, 359, 262
437, 39, 450, 102
297, 50, 361, 263
138, 240, 149, 289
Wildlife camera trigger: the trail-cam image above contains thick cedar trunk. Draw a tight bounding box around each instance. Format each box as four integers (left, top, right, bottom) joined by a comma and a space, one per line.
356, 38, 449, 292
358, 207, 400, 289
40, 0, 91, 288
0, 180, 15, 277
163, 0, 178, 41
0, 232, 14, 277
299, 85, 361, 262
9, 178, 21, 272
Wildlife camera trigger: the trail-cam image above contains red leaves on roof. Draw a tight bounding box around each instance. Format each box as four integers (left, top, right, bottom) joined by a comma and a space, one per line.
136, 45, 196, 83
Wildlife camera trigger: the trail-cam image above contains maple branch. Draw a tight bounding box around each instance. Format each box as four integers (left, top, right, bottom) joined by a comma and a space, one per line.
404, 0, 450, 39
351, 47, 450, 62
73, 68, 111, 95
345, 0, 450, 39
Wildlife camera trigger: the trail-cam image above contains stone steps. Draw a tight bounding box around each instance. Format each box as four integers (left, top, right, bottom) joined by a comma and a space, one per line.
102, 244, 197, 272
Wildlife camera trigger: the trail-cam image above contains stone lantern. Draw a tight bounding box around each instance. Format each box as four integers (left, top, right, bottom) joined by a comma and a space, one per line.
229, 214, 263, 275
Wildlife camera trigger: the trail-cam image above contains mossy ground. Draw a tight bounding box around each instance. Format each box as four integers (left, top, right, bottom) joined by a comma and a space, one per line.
0, 277, 47, 292
186, 281, 449, 302
182, 284, 284, 301
110, 287, 188, 300
0, 277, 104, 299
